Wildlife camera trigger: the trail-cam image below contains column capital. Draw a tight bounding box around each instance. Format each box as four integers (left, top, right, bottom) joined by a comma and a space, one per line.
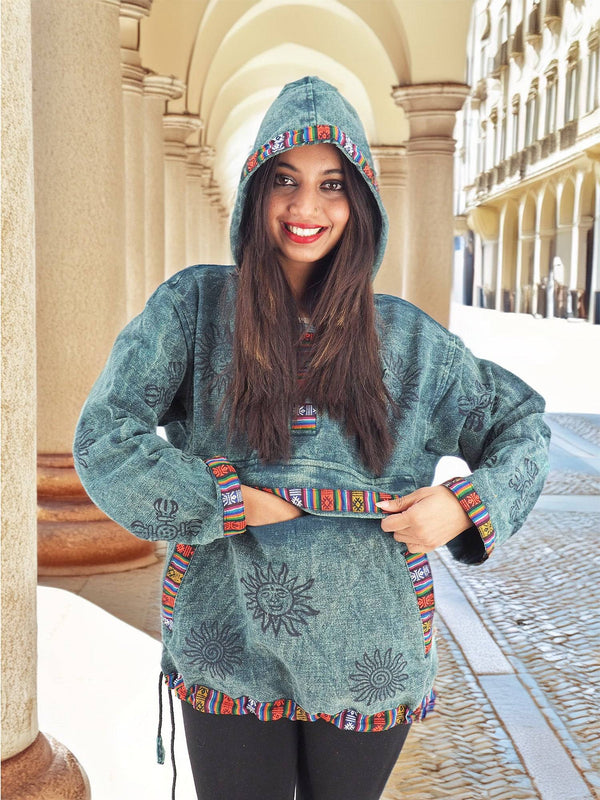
122, 63, 146, 94
144, 72, 185, 101
120, 0, 152, 19
392, 83, 470, 155
371, 145, 407, 187
186, 145, 204, 179
163, 113, 203, 160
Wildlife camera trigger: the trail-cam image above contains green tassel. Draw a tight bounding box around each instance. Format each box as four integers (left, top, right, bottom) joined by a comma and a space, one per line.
156, 734, 165, 765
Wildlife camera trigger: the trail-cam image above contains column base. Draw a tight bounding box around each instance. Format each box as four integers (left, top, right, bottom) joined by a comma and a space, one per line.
1, 732, 90, 800
38, 454, 157, 575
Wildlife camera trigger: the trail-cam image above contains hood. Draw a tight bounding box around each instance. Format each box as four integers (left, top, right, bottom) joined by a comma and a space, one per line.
229, 76, 388, 276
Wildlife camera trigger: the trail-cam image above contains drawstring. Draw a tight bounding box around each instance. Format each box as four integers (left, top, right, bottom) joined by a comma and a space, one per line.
157, 672, 166, 764
157, 671, 178, 800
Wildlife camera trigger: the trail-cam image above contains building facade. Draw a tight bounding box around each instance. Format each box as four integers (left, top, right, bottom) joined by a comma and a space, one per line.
456, 0, 600, 324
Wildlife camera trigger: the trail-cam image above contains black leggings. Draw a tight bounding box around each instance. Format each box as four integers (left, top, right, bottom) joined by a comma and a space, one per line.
180, 701, 410, 800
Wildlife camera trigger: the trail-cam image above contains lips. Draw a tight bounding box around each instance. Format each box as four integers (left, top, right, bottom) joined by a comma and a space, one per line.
282, 222, 327, 244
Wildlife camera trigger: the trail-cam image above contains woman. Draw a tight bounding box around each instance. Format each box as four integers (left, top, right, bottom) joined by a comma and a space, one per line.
74, 76, 550, 799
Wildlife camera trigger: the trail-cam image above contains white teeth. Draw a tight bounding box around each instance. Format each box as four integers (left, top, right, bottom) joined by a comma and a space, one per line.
286, 224, 323, 237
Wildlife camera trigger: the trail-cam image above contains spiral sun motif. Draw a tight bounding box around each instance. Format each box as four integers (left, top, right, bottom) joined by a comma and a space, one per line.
196, 322, 232, 393
241, 562, 320, 637
348, 648, 408, 706
182, 622, 243, 681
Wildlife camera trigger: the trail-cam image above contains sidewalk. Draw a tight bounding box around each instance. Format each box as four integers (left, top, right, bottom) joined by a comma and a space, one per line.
37, 414, 600, 799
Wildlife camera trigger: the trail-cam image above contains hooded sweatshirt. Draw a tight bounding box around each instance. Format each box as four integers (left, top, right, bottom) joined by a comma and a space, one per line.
74, 77, 550, 731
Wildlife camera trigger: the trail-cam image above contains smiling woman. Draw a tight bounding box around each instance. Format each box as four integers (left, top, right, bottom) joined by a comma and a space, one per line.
74, 76, 550, 800
267, 144, 350, 299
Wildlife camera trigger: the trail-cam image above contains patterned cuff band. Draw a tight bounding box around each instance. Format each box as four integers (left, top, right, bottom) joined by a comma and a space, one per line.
205, 456, 246, 536
442, 477, 495, 558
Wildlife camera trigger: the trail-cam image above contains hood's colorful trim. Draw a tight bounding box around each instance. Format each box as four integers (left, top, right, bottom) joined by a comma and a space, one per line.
243, 125, 378, 192
165, 672, 435, 731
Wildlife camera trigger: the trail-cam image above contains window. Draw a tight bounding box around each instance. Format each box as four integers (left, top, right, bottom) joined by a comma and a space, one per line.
544, 66, 558, 134
499, 109, 507, 162
587, 36, 599, 112
525, 81, 539, 144
511, 95, 520, 152
565, 44, 580, 123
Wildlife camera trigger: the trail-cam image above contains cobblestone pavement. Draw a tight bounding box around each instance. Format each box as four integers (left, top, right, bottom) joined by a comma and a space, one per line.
39, 414, 600, 799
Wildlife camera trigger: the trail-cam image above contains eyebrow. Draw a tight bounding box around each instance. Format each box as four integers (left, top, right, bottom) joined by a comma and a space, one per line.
276, 160, 344, 176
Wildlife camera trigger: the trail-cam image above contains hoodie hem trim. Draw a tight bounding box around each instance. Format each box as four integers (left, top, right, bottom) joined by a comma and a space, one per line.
164, 672, 435, 731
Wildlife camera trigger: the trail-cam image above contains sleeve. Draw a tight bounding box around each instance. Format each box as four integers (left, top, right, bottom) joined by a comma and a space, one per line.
431, 336, 550, 565
72, 283, 245, 544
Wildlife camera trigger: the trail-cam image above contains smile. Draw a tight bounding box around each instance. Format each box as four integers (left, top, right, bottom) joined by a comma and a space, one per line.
282, 222, 327, 243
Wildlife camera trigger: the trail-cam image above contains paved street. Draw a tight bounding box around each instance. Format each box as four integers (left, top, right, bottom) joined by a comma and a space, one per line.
38, 414, 600, 799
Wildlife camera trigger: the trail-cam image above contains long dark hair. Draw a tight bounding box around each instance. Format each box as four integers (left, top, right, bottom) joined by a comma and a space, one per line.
225, 148, 395, 475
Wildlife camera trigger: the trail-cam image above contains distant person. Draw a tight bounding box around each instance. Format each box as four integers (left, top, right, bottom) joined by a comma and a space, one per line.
74, 76, 550, 800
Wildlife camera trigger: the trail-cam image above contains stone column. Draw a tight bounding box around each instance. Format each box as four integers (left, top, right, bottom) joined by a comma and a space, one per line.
1, 2, 89, 796
186, 146, 205, 266
495, 208, 506, 311
219, 207, 232, 264
143, 74, 184, 296
120, 0, 151, 319
371, 146, 407, 298
515, 206, 525, 313
32, 0, 155, 574
392, 83, 469, 327
590, 174, 600, 323
163, 113, 202, 278
204, 181, 223, 263
199, 147, 217, 263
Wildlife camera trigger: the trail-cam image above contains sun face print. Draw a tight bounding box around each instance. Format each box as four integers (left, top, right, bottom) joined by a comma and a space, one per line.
241, 562, 320, 637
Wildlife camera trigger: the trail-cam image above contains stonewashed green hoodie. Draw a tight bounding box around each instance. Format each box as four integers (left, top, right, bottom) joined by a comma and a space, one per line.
74, 77, 550, 731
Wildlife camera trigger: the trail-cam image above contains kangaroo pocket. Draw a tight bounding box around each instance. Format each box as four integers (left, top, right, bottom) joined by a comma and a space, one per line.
164, 515, 437, 716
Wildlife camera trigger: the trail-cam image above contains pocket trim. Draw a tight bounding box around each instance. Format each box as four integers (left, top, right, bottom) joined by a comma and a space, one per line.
405, 552, 435, 656
162, 543, 197, 630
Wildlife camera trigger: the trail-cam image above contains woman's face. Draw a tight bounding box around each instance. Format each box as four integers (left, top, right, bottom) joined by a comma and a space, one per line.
267, 143, 350, 297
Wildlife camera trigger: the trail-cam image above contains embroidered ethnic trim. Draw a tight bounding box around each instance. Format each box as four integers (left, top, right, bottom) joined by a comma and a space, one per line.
205, 456, 246, 535
292, 328, 317, 433
291, 404, 317, 433
442, 477, 495, 557
162, 543, 197, 630
405, 553, 435, 655
165, 673, 435, 731
243, 126, 378, 191
261, 487, 399, 514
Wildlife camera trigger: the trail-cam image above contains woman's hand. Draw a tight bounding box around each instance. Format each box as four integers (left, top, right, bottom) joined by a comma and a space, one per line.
241, 485, 305, 527
377, 485, 472, 553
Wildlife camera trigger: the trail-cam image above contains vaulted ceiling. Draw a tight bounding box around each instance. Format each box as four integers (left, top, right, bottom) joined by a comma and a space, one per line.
140, 0, 472, 202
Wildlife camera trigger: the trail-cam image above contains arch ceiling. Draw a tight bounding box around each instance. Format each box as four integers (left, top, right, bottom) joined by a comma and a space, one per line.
140, 0, 471, 207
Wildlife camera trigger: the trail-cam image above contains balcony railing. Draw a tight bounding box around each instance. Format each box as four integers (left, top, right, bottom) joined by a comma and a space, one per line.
540, 132, 557, 158
559, 119, 578, 148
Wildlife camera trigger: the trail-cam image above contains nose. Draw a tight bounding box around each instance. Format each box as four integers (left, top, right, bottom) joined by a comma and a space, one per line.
288, 184, 319, 217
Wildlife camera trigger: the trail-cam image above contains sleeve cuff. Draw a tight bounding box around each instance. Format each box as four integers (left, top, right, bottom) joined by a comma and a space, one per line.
205, 456, 246, 536
442, 477, 495, 559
